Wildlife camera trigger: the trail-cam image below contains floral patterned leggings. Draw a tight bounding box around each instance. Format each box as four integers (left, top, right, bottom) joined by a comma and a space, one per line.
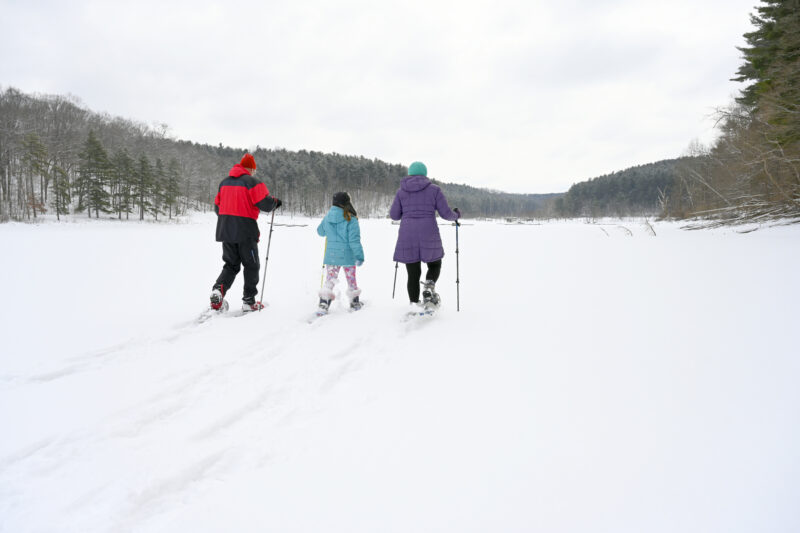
324, 265, 359, 292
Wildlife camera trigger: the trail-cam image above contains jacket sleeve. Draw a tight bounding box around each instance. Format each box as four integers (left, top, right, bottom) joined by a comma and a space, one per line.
349, 218, 365, 263
389, 191, 402, 220
255, 195, 279, 212
317, 220, 326, 237
249, 181, 278, 212
434, 188, 460, 221
214, 188, 221, 215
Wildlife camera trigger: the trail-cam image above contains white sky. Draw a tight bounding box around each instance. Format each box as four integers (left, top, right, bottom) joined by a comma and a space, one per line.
1, 0, 756, 193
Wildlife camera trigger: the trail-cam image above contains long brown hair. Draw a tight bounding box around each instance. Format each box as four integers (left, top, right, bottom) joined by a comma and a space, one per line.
342, 204, 357, 221
333, 192, 358, 221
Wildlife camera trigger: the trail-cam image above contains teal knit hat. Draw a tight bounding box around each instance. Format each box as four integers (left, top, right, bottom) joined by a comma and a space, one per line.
408, 161, 427, 176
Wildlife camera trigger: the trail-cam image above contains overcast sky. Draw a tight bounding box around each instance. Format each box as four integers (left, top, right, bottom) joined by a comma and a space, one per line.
1, 0, 757, 193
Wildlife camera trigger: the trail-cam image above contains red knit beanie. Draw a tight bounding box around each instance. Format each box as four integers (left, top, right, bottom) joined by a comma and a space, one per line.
240, 153, 256, 170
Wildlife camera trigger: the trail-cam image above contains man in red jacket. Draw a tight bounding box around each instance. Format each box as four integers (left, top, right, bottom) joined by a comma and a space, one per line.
210, 153, 282, 312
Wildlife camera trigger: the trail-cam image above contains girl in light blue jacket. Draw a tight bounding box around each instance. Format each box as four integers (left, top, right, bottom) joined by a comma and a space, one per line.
316, 192, 365, 312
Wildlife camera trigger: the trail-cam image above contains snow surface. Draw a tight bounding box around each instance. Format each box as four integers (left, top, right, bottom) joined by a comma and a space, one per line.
1, 214, 799, 533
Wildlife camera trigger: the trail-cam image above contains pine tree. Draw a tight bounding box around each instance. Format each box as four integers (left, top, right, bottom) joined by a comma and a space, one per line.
150, 158, 166, 220
732, 0, 799, 107
133, 154, 154, 220
674, 0, 800, 221
78, 131, 112, 218
738, 0, 800, 203
164, 158, 182, 219
758, 1, 800, 145
111, 149, 135, 220
50, 165, 71, 220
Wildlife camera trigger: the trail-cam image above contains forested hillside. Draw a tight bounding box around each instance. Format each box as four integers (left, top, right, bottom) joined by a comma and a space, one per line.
532, 0, 800, 223
556, 0, 800, 223
666, 0, 800, 223
0, 88, 554, 222
553, 159, 689, 218
437, 182, 559, 219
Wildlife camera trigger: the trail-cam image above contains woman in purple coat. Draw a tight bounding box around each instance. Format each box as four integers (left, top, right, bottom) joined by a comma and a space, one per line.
390, 161, 461, 309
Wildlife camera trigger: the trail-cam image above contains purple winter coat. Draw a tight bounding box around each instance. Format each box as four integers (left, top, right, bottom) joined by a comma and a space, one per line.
390, 175, 460, 263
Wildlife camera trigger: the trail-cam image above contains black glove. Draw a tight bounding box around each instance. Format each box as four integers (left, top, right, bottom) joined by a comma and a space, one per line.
273, 197, 283, 209
453, 207, 460, 216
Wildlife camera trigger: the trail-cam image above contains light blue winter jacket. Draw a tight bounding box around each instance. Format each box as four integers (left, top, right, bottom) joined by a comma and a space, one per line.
316, 206, 365, 266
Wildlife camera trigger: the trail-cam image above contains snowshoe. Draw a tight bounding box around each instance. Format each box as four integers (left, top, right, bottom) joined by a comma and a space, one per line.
197, 297, 228, 324
242, 299, 265, 312
403, 301, 434, 320
307, 299, 331, 323
210, 288, 226, 311
421, 281, 441, 311
317, 298, 331, 315
350, 296, 363, 311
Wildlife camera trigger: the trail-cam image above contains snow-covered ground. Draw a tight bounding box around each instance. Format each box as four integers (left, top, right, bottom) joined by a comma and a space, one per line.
1, 214, 798, 533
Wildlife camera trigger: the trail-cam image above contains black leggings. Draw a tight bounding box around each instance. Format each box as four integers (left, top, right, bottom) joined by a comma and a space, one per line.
405, 260, 442, 303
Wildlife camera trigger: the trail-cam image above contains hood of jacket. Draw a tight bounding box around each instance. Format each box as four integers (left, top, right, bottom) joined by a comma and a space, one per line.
323, 205, 347, 224
228, 164, 252, 178
401, 175, 431, 193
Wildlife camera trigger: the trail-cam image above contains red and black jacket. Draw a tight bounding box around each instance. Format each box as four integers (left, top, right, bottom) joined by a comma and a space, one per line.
214, 164, 278, 243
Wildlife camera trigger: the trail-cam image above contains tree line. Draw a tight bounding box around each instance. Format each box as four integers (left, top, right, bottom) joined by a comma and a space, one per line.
553, 0, 799, 223
1, 89, 198, 222
0, 87, 558, 223
666, 0, 800, 223
436, 182, 558, 219
553, 159, 688, 218
5, 1, 795, 225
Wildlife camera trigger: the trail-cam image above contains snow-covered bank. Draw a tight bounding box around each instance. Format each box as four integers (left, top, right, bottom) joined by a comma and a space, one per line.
1, 215, 798, 532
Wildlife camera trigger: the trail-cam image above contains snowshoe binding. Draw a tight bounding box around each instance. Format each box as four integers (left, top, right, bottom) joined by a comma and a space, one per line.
242, 298, 265, 312
421, 280, 441, 312
316, 298, 331, 316
210, 288, 228, 312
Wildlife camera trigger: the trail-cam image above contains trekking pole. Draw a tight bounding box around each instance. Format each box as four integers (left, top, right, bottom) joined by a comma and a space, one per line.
320, 239, 327, 288
455, 220, 461, 312
258, 208, 277, 311
392, 261, 398, 298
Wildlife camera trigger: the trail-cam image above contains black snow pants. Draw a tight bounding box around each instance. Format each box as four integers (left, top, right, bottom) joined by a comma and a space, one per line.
214, 241, 260, 302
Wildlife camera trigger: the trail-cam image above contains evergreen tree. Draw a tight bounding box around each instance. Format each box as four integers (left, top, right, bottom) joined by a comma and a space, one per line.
150, 158, 166, 220
111, 149, 135, 220
674, 0, 800, 222
78, 131, 112, 218
732, 0, 799, 107
164, 158, 182, 219
757, 1, 800, 145
50, 165, 71, 220
133, 154, 154, 220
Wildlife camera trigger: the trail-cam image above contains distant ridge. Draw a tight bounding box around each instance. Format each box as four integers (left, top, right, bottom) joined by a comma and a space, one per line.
0, 86, 562, 221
